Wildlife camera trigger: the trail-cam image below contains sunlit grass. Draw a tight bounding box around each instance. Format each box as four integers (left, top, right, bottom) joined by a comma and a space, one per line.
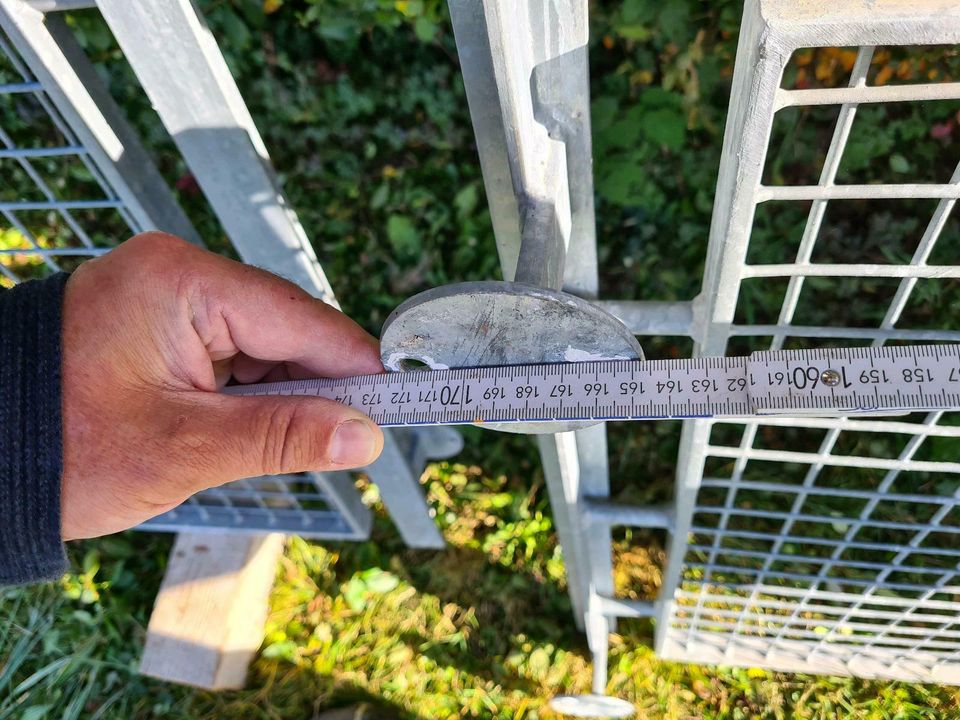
4, 459, 960, 718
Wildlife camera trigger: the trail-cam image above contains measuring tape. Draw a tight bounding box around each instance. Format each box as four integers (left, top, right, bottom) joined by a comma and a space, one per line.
224, 344, 960, 427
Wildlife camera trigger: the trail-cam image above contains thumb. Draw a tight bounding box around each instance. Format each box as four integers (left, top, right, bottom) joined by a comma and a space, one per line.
180, 392, 384, 488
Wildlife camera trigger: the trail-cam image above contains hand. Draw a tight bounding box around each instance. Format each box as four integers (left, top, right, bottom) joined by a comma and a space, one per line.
61, 232, 385, 540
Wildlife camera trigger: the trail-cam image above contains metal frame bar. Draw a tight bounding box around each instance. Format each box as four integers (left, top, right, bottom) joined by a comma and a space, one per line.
94, 0, 337, 304
449, 2, 680, 699
449, 0, 616, 641
24, 0, 96, 10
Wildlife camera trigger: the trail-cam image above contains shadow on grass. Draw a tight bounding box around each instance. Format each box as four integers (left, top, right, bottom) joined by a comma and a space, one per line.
395, 628, 540, 697
399, 544, 580, 645
198, 664, 434, 720
269, 534, 596, 713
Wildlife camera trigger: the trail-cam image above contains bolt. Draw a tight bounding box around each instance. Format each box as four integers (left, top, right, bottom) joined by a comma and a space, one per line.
821, 369, 841, 387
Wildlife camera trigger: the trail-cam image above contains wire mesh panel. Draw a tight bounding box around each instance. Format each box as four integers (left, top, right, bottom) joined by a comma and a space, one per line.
0, 23, 132, 284
656, 0, 960, 683
144, 472, 371, 539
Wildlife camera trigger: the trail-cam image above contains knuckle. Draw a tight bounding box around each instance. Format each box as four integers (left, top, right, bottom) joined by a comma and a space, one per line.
127, 230, 190, 252
124, 232, 195, 277
257, 403, 331, 474
158, 413, 222, 486
114, 471, 186, 517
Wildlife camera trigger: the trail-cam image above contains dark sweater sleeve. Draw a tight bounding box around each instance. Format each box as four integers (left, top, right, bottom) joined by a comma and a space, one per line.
0, 273, 69, 585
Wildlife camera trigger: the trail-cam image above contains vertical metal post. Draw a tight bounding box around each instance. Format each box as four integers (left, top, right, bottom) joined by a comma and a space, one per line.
449, 0, 609, 633
449, 0, 588, 291
655, 0, 789, 654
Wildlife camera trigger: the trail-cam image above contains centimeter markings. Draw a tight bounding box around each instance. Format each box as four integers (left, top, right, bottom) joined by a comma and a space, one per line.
224, 344, 960, 427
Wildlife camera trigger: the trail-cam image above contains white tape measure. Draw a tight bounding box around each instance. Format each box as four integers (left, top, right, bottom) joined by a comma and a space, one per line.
224, 344, 960, 427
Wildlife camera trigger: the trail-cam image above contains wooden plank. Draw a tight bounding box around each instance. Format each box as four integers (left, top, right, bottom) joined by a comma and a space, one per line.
139, 533, 284, 689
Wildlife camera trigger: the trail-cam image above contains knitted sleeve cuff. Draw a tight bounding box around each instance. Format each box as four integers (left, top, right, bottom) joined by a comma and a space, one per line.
0, 273, 69, 586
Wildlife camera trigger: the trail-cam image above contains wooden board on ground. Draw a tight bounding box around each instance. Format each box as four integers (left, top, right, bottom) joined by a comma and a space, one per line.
139, 532, 284, 690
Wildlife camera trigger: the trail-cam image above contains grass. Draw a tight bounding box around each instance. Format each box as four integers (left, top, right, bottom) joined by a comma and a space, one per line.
5, 457, 960, 719
4, 0, 960, 717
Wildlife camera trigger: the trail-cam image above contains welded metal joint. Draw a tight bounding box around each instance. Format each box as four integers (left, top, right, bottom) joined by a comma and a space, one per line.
581, 498, 675, 531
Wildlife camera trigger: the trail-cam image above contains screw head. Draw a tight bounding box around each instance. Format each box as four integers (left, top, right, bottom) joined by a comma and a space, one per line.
821, 369, 841, 387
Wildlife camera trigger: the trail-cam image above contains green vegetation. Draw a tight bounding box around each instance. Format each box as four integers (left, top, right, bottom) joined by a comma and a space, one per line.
4, 0, 960, 717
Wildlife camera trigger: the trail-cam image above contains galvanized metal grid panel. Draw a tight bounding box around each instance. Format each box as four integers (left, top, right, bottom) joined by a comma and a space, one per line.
0, 13, 371, 539
0, 24, 134, 280
655, 0, 960, 683
145, 471, 371, 539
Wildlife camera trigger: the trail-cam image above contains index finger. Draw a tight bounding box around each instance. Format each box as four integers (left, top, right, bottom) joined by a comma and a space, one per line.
187, 252, 385, 379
